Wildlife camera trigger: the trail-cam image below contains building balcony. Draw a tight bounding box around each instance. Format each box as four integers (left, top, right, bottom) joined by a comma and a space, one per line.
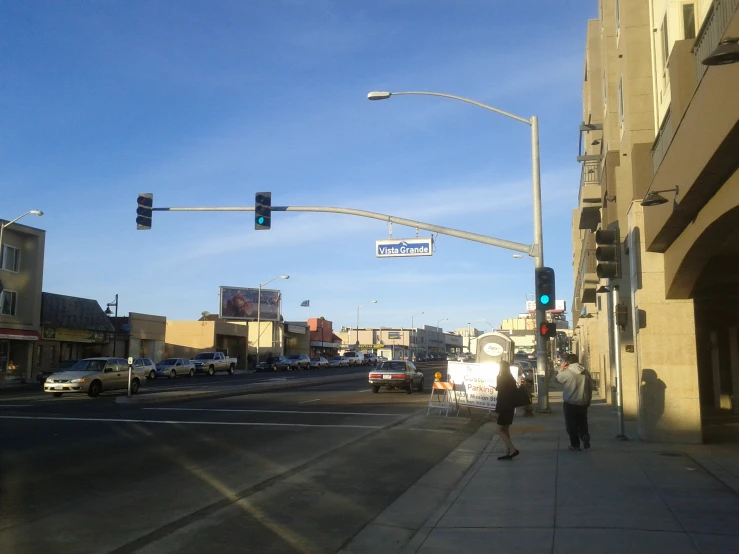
574, 241, 598, 307
578, 160, 602, 231
646, 1, 739, 252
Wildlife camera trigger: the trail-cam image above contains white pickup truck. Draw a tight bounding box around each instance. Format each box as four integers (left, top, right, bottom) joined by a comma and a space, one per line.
190, 352, 237, 376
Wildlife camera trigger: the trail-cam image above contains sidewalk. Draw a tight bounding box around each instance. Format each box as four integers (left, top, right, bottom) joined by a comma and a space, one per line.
343, 392, 739, 554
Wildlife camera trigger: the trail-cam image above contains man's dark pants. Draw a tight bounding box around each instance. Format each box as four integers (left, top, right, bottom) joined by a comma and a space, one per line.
563, 402, 590, 448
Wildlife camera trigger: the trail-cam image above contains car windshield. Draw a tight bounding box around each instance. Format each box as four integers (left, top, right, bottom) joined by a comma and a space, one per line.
330, 356, 343, 361
193, 353, 214, 359
70, 359, 107, 372
343, 352, 356, 357
310, 357, 321, 361
378, 361, 406, 372
288, 355, 300, 359
157, 359, 177, 366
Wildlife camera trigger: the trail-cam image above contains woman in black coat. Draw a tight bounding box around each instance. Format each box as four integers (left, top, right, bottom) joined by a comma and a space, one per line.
495, 361, 520, 460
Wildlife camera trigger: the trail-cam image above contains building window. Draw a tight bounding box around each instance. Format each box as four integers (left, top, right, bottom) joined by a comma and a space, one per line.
618, 77, 624, 125
682, 3, 696, 39
1, 290, 18, 316
0, 245, 20, 272
660, 14, 669, 70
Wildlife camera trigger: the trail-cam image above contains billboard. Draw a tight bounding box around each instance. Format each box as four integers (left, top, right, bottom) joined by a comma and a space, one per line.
526, 299, 566, 313
219, 287, 281, 321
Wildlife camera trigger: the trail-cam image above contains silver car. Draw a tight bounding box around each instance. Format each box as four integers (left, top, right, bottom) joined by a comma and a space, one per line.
152, 358, 195, 379
369, 360, 424, 394
44, 357, 142, 398
309, 357, 328, 369
328, 356, 349, 367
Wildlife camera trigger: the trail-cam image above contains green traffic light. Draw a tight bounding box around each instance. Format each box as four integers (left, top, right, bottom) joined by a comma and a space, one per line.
540, 294, 550, 304
257, 216, 265, 225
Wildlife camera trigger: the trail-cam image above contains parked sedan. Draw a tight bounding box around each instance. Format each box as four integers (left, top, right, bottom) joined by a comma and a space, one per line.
309, 357, 328, 369
152, 358, 195, 379
37, 359, 78, 384
256, 356, 292, 372
287, 353, 310, 370
328, 356, 349, 368
368, 360, 424, 394
44, 357, 141, 397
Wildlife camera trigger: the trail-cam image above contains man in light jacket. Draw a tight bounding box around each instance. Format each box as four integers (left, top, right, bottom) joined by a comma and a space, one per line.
556, 353, 593, 451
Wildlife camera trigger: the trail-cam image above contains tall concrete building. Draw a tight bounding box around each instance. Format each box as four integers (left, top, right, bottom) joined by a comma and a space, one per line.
572, 0, 739, 443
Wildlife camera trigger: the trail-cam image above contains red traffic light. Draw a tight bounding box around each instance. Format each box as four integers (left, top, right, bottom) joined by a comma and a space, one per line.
539, 322, 557, 338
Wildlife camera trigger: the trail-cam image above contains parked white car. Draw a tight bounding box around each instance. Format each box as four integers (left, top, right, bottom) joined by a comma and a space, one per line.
342, 351, 366, 365
44, 357, 142, 398
309, 357, 329, 369
152, 358, 196, 379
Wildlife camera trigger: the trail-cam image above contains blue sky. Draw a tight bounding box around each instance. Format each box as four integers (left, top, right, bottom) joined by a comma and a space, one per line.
2, 0, 596, 333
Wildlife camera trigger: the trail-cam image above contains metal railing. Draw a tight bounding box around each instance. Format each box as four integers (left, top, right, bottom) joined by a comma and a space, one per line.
580, 160, 602, 188
694, 0, 739, 83
651, 106, 673, 174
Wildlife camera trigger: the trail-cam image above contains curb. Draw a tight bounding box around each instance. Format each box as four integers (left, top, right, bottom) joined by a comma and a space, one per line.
339, 421, 497, 554
115, 372, 367, 405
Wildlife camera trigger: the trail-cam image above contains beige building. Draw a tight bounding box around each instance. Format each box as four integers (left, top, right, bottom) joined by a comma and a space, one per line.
108, 312, 167, 361
0, 220, 45, 383
572, 0, 739, 443
165, 320, 249, 368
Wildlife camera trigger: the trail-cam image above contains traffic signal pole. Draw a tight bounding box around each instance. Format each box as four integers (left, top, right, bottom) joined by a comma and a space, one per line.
530, 116, 551, 413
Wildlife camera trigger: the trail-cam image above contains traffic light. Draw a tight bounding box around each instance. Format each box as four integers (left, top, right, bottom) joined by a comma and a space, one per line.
255, 192, 271, 230
136, 193, 153, 230
595, 229, 621, 279
535, 267, 556, 311
539, 321, 557, 338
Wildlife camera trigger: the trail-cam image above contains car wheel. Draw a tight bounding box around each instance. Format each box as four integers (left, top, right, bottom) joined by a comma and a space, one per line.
208, 366, 215, 376
53, 392, 63, 397
131, 379, 140, 394
170, 369, 176, 379
189, 368, 195, 377
407, 381, 413, 395
88, 380, 102, 397
418, 378, 424, 393
149, 370, 156, 380
228, 364, 235, 375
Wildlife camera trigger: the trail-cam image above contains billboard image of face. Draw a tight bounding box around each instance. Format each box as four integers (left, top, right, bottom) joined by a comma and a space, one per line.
220, 287, 281, 321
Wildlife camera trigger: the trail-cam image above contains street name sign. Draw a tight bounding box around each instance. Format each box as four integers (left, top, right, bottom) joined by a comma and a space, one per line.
376, 237, 434, 258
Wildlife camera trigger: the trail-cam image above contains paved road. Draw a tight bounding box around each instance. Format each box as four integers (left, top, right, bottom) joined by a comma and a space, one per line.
0, 362, 450, 403
0, 364, 474, 553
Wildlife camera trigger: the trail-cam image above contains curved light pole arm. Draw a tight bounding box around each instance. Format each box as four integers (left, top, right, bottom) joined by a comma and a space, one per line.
156, 205, 534, 256
387, 92, 532, 125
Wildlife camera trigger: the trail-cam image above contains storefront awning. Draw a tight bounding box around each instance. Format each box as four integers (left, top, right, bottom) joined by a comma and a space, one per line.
310, 341, 340, 348
0, 328, 41, 341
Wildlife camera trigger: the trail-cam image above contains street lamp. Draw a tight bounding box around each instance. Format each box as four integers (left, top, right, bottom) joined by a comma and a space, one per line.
356, 300, 378, 348
436, 317, 448, 357
368, 90, 550, 411
475, 319, 495, 330
256, 275, 290, 365
0, 210, 43, 267
105, 294, 119, 356
411, 311, 424, 359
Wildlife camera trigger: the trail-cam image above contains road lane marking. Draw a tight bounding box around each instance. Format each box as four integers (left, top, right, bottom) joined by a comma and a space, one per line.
144, 407, 405, 416
357, 389, 371, 392
0, 415, 381, 429
0, 404, 32, 407
298, 398, 321, 404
